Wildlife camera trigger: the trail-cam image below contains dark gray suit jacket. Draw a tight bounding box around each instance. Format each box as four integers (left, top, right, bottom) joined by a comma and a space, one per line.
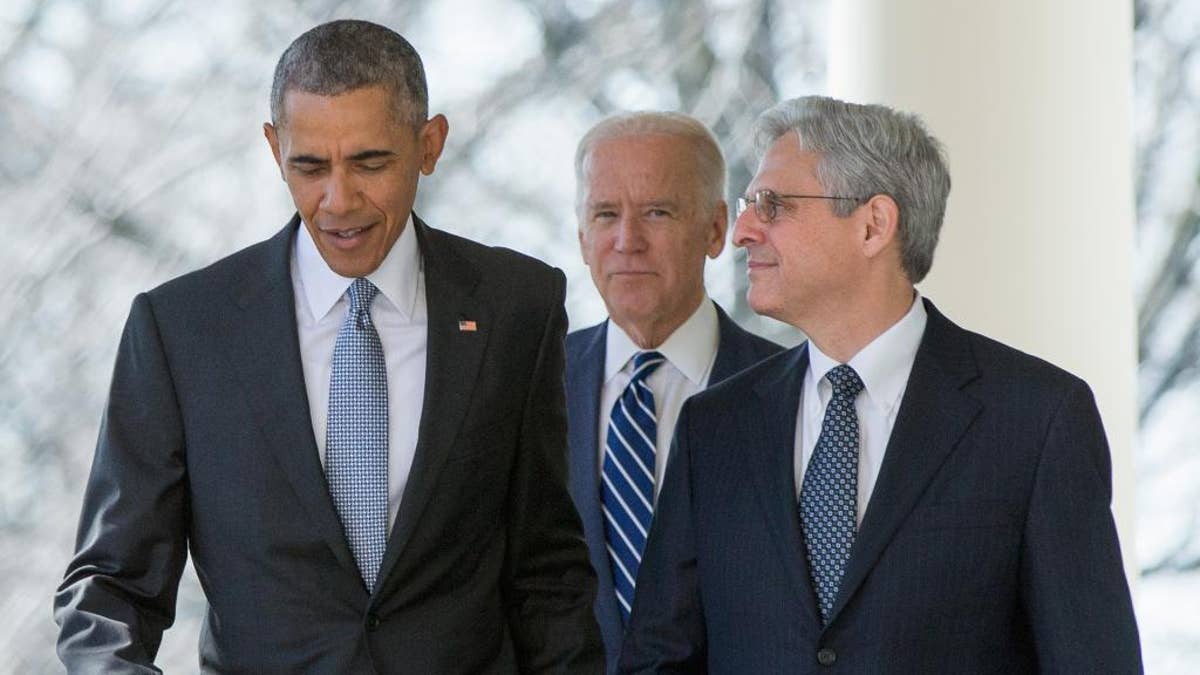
620, 299, 1141, 674
565, 304, 782, 673
55, 216, 604, 673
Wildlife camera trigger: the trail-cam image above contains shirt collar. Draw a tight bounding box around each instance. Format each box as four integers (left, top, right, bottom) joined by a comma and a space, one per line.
604, 297, 719, 385
806, 293, 927, 413
295, 214, 421, 322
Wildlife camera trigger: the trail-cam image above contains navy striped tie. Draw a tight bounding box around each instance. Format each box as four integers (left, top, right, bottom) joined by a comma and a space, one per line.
799, 364, 864, 625
602, 350, 665, 623
326, 278, 389, 591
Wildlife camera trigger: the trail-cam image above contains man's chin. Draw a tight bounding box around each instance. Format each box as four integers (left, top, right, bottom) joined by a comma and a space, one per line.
319, 251, 382, 278
746, 291, 782, 321
607, 300, 668, 330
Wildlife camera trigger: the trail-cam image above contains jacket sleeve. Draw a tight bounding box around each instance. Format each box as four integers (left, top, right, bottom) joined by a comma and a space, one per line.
1019, 378, 1142, 672
53, 293, 189, 673
503, 268, 606, 673
619, 400, 708, 674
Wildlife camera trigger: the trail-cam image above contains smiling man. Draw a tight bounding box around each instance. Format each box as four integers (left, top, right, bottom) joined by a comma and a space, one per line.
566, 112, 781, 671
54, 20, 603, 673
620, 96, 1141, 673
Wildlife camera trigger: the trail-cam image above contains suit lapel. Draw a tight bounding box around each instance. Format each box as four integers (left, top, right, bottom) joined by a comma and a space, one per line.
747, 345, 822, 629
827, 300, 982, 624
375, 217, 491, 589
710, 303, 751, 384
565, 322, 622, 649
223, 217, 360, 580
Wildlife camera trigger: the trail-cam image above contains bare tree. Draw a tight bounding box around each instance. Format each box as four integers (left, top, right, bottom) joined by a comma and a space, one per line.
1134, 0, 1200, 578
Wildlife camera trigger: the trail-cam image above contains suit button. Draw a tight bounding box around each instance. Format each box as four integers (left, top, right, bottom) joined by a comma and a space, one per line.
366, 614, 381, 631
817, 647, 837, 666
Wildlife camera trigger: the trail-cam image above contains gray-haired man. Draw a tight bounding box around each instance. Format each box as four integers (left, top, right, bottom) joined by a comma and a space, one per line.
620, 96, 1141, 673
55, 19, 603, 673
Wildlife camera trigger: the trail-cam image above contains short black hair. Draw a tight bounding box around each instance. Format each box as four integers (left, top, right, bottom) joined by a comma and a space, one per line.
270, 19, 428, 127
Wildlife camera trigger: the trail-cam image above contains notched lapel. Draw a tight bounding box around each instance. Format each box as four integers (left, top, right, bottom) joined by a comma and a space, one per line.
375, 221, 491, 590
564, 322, 622, 649
828, 303, 982, 624
709, 303, 745, 384
225, 220, 361, 581
747, 345, 821, 629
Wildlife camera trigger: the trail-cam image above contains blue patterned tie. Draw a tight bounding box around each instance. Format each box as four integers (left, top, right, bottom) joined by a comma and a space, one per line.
602, 350, 665, 623
326, 278, 388, 591
800, 364, 864, 625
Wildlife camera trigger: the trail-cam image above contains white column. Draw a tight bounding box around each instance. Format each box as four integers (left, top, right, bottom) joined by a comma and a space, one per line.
828, 0, 1138, 577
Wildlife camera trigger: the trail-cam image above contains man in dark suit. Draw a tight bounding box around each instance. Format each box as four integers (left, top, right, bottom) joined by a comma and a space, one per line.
54, 20, 603, 673
620, 96, 1142, 673
567, 112, 781, 671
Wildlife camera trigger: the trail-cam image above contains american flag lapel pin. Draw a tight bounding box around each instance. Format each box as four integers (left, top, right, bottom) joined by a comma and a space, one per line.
458, 319, 478, 332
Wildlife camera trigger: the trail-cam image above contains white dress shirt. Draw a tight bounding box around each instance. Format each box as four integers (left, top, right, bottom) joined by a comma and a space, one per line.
598, 298, 719, 500
794, 294, 927, 524
291, 216, 427, 531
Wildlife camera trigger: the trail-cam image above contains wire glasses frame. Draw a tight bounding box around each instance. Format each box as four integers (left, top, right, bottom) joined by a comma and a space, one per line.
735, 189, 867, 224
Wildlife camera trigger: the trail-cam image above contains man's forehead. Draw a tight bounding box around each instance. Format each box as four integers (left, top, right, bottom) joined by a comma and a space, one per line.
283, 86, 374, 111
278, 85, 411, 128
584, 170, 691, 203
752, 136, 819, 186
590, 133, 692, 163
587, 139, 697, 184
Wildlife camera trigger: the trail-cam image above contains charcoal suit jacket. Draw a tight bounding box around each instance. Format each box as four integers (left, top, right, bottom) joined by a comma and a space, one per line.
565, 304, 782, 672
55, 216, 604, 673
619, 299, 1141, 674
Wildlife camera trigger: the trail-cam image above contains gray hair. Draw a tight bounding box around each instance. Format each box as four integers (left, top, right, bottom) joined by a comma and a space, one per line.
270, 20, 428, 127
754, 96, 951, 283
575, 111, 726, 219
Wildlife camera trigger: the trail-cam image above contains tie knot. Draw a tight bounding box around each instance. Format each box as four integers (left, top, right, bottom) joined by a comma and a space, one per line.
825, 364, 864, 400
346, 278, 379, 329
348, 277, 379, 312
630, 350, 666, 384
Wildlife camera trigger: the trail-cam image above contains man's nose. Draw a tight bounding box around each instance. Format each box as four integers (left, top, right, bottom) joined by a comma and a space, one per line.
613, 214, 647, 252
732, 206, 765, 248
320, 170, 361, 215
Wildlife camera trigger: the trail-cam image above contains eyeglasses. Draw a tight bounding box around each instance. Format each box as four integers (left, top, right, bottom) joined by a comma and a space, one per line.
735, 189, 866, 224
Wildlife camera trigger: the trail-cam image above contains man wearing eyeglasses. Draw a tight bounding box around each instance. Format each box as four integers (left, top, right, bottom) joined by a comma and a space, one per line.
567, 112, 782, 672
620, 96, 1141, 673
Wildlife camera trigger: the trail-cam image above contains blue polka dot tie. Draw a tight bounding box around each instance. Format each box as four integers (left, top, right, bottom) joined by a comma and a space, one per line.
602, 350, 665, 623
800, 363, 864, 625
326, 278, 388, 591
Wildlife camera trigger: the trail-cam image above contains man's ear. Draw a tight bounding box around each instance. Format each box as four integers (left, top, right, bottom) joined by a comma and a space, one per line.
264, 122, 284, 180
418, 114, 449, 175
577, 225, 591, 267
862, 194, 900, 259
706, 201, 729, 259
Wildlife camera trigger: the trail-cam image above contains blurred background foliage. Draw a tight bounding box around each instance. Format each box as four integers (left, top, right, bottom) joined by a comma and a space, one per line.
0, 0, 1196, 671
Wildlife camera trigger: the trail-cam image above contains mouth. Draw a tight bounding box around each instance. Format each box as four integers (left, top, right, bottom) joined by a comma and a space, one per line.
319, 223, 377, 250
746, 260, 777, 272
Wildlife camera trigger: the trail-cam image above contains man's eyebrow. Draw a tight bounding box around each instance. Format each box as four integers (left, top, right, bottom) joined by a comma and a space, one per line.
347, 149, 396, 161
288, 154, 328, 165
286, 150, 396, 165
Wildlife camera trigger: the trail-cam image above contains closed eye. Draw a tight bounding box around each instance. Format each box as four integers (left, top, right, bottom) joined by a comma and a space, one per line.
290, 163, 327, 176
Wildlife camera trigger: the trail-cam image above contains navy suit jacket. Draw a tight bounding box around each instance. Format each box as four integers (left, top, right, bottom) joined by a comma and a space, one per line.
620, 299, 1141, 674
55, 216, 604, 673
565, 303, 782, 673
